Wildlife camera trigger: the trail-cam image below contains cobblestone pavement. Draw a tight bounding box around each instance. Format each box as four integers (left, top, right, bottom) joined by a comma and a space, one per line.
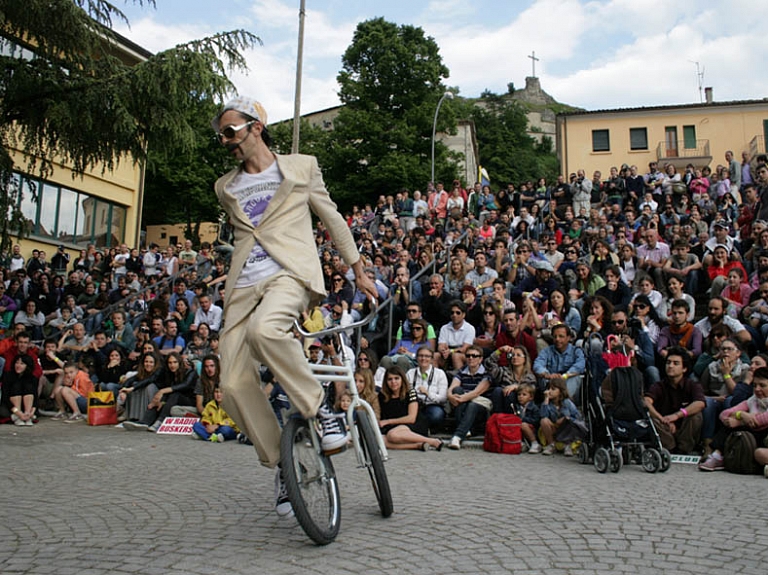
1, 419, 766, 575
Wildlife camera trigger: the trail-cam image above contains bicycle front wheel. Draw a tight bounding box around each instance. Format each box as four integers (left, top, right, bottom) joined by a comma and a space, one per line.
280, 417, 341, 545
356, 409, 393, 517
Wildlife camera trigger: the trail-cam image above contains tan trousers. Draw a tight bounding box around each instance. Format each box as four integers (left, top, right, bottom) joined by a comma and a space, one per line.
220, 272, 325, 468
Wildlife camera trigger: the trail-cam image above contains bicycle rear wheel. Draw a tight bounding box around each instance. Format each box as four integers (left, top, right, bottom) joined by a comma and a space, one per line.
280, 417, 340, 545
356, 409, 393, 517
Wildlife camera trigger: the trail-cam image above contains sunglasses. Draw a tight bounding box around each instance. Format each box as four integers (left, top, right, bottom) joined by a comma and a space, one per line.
465, 353, 482, 359
412, 326, 424, 331
216, 121, 255, 142
450, 310, 463, 315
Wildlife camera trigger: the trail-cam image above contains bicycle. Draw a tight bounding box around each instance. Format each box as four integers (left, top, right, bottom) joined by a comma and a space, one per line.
281, 307, 393, 545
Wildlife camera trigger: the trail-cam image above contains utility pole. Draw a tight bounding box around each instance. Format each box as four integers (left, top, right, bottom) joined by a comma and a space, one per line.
291, 0, 306, 153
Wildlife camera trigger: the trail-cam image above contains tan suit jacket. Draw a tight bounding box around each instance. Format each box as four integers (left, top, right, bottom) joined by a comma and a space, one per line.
215, 154, 359, 330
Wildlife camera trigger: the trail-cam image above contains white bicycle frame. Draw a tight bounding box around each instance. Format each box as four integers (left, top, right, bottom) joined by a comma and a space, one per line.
294, 300, 389, 466
308, 359, 389, 465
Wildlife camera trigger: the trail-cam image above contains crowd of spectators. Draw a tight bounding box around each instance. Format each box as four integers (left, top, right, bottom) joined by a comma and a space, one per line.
2, 151, 768, 475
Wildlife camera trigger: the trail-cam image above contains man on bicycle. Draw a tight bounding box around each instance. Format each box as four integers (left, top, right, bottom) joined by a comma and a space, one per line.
212, 96, 377, 516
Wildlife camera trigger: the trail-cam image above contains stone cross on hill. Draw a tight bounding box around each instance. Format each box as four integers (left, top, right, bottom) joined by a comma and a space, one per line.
528, 51, 540, 78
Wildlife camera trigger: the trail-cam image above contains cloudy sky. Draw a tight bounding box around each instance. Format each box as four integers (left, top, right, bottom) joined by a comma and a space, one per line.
115, 0, 768, 123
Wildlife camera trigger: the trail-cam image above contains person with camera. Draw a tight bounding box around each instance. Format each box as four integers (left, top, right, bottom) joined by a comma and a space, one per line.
609, 309, 659, 390
571, 169, 592, 217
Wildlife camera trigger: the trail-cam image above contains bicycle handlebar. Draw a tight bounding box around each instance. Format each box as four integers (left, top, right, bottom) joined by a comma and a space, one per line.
294, 298, 381, 339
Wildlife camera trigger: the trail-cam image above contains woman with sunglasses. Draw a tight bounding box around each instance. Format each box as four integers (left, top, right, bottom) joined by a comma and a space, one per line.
474, 304, 503, 357
446, 345, 492, 450
357, 348, 385, 390
487, 345, 536, 414
629, 294, 665, 345
380, 319, 430, 372
323, 273, 354, 310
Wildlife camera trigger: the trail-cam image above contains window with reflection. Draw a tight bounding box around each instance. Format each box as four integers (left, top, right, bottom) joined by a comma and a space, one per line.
11, 171, 126, 248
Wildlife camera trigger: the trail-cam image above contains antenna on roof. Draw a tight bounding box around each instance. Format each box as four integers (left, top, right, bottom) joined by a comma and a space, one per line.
689, 60, 705, 103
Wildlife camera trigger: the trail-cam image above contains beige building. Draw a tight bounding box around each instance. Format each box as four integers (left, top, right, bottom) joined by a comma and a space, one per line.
3, 31, 150, 263
556, 96, 768, 178
144, 222, 219, 250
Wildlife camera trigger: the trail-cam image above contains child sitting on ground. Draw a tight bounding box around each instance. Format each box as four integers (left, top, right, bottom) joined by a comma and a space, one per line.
516, 383, 542, 453
335, 390, 353, 431
538, 378, 585, 456
192, 385, 239, 443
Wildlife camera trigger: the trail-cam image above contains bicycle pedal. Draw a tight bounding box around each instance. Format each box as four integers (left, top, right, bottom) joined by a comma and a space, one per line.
323, 444, 348, 456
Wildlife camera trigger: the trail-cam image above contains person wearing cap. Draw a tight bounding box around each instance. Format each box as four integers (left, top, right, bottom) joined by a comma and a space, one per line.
511, 259, 558, 313
51, 245, 70, 277
702, 220, 736, 265
210, 95, 377, 515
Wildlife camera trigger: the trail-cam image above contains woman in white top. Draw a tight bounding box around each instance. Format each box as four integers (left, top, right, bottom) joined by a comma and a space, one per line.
405, 346, 448, 431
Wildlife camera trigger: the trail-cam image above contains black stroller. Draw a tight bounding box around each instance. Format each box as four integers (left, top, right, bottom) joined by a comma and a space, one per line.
577, 335, 671, 474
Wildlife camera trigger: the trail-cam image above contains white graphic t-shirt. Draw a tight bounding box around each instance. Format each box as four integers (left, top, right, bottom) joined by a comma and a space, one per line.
227, 161, 284, 287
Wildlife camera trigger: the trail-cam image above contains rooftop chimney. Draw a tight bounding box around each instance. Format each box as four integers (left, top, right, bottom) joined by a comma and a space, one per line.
704, 87, 713, 104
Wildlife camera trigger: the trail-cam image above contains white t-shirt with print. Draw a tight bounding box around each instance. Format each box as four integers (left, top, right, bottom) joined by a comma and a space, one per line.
227, 161, 284, 287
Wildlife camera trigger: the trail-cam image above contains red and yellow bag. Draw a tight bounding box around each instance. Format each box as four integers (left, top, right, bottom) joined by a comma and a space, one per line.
87, 391, 118, 426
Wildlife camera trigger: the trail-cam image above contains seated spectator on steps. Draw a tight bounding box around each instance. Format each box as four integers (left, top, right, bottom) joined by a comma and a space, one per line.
52, 362, 94, 423
377, 366, 443, 451
446, 345, 492, 450
5, 355, 39, 426
697, 366, 768, 473
644, 347, 706, 454
380, 318, 429, 372
123, 352, 198, 432
191, 385, 239, 442
405, 346, 448, 430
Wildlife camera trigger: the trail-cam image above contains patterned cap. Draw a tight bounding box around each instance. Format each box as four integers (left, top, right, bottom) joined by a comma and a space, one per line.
211, 96, 268, 131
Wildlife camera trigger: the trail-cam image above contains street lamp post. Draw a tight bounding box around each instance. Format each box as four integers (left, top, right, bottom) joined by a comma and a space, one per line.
431, 91, 454, 186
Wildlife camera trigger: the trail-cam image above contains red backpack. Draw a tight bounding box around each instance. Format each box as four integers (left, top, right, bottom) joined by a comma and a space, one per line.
483, 413, 523, 454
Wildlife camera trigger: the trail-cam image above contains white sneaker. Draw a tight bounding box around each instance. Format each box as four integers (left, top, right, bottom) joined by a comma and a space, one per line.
274, 468, 294, 518
528, 442, 542, 454
564, 445, 574, 457
448, 436, 461, 450
317, 405, 347, 452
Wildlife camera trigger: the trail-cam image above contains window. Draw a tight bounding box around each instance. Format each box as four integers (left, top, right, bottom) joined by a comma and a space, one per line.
13, 172, 126, 248
683, 125, 696, 149
629, 128, 648, 150
592, 129, 610, 152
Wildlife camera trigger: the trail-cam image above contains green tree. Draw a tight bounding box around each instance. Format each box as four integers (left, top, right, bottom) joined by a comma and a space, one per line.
0, 0, 259, 255
468, 91, 559, 187
325, 18, 457, 209
141, 99, 237, 243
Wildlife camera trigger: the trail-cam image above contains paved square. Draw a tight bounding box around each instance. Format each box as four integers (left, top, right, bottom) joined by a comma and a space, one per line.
1, 420, 765, 574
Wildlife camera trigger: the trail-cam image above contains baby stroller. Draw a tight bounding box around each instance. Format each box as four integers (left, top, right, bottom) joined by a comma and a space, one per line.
578, 335, 671, 474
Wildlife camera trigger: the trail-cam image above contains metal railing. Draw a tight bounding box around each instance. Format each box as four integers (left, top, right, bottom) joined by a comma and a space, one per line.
750, 135, 765, 158
656, 139, 710, 160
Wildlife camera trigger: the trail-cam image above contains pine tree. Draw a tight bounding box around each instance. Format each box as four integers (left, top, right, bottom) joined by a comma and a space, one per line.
0, 0, 259, 255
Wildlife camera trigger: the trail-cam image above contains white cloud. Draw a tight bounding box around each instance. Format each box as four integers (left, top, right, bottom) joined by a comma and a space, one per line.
112, 0, 768, 124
